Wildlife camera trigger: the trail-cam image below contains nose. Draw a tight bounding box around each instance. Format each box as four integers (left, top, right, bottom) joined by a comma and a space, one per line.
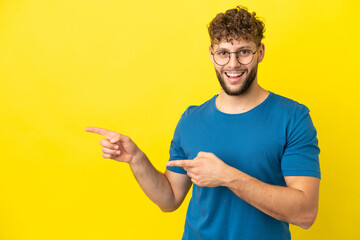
227, 52, 241, 68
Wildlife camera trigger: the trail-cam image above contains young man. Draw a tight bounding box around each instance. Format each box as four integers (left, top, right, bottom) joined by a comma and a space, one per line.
86, 6, 320, 240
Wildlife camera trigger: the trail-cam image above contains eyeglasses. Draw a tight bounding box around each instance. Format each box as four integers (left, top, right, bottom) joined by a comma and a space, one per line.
211, 49, 257, 66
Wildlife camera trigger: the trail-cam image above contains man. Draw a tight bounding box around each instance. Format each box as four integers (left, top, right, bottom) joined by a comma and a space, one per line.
86, 6, 320, 240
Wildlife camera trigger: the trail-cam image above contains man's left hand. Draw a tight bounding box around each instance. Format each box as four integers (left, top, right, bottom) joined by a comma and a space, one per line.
166, 152, 229, 187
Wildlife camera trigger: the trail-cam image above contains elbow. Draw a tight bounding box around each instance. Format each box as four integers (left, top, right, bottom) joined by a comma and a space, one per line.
298, 220, 314, 230
159, 205, 178, 213
298, 220, 315, 230
160, 208, 176, 213
159, 195, 185, 213
301, 214, 317, 230
159, 202, 181, 212
293, 208, 318, 230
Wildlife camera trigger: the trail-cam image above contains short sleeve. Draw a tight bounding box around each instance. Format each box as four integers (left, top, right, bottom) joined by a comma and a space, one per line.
281, 105, 321, 178
166, 112, 188, 174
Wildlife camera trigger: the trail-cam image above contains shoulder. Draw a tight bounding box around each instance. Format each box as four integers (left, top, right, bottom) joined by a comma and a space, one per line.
269, 92, 310, 118
268, 93, 316, 136
180, 95, 217, 120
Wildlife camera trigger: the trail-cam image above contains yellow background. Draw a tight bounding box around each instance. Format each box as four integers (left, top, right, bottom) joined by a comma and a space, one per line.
0, 0, 359, 239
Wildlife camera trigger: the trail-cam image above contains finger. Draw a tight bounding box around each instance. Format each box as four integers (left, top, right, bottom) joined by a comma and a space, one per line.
197, 151, 211, 158
166, 160, 193, 167
190, 178, 199, 186
102, 153, 115, 159
100, 139, 119, 149
86, 127, 114, 138
109, 134, 127, 144
186, 171, 196, 179
102, 147, 121, 155
96, 131, 127, 144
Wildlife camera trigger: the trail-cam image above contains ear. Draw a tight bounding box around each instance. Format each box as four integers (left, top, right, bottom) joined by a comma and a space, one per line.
209, 45, 215, 64
257, 43, 265, 63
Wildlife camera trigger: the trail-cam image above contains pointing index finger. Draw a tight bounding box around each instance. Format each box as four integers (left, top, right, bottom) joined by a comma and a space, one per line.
167, 160, 193, 167
85, 127, 113, 138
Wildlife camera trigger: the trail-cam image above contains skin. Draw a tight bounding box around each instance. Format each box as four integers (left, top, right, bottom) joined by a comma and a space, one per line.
212, 42, 259, 97
86, 39, 320, 229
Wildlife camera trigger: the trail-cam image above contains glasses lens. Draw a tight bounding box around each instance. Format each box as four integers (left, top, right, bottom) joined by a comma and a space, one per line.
213, 50, 255, 65
237, 50, 254, 65
214, 51, 230, 65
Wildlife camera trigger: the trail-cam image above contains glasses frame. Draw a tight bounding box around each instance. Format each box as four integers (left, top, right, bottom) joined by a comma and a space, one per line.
211, 49, 257, 66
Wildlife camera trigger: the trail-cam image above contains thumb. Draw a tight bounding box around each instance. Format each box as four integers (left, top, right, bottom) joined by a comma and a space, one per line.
110, 133, 130, 144
110, 135, 121, 143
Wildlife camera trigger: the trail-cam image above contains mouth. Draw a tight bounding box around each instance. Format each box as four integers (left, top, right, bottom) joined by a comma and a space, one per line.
224, 71, 245, 83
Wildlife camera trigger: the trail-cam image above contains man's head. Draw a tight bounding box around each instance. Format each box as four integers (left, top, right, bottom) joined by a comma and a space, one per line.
208, 6, 265, 96
208, 6, 265, 47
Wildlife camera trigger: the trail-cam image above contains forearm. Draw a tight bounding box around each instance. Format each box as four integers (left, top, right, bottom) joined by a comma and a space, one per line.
223, 167, 318, 229
128, 151, 177, 211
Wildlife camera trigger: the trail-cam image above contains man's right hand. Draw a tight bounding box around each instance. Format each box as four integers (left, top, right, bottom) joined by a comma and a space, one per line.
86, 127, 192, 212
85, 127, 141, 165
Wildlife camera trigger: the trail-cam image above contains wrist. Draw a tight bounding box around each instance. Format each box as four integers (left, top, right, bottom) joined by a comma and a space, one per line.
221, 166, 243, 188
129, 150, 146, 168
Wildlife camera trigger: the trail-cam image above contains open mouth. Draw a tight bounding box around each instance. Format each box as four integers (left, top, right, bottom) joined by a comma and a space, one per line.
224, 71, 245, 83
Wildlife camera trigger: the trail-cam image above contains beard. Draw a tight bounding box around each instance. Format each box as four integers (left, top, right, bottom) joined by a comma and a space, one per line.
215, 64, 258, 96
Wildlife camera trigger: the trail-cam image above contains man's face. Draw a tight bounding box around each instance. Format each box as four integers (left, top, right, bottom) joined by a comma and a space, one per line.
209, 40, 264, 96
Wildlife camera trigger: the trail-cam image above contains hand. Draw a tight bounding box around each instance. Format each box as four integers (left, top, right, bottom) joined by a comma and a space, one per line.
167, 152, 229, 187
85, 127, 141, 165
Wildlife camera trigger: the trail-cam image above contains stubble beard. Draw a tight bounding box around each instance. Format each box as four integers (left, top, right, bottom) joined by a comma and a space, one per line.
215, 64, 258, 96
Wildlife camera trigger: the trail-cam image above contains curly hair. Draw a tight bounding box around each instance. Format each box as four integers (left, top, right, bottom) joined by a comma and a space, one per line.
208, 6, 265, 46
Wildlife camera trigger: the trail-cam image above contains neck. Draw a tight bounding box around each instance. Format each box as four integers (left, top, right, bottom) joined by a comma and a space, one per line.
216, 81, 269, 114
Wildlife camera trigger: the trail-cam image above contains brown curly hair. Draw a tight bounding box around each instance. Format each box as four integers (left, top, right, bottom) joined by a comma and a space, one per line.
208, 6, 265, 46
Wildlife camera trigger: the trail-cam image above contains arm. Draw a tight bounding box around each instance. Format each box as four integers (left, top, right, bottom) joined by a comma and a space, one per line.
86, 127, 192, 212
224, 167, 320, 229
168, 152, 320, 229
129, 153, 192, 212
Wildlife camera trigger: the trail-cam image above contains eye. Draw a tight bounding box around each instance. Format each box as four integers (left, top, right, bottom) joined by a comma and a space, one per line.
218, 51, 228, 56
238, 49, 252, 56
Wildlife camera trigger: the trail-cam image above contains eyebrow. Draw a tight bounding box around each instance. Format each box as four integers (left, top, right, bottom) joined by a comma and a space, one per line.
215, 46, 252, 51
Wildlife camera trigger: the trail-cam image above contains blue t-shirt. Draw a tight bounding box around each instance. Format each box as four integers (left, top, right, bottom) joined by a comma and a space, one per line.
166, 92, 321, 240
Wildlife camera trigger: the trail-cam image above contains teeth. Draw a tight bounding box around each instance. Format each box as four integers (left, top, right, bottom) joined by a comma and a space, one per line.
226, 72, 243, 77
